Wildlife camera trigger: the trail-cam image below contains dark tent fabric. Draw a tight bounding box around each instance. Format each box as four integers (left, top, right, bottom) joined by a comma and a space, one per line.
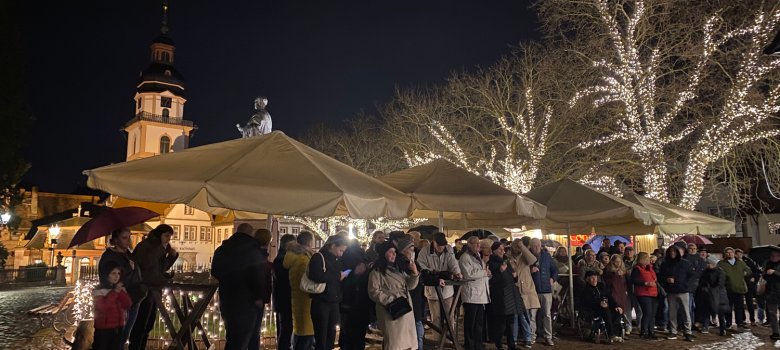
458, 229, 495, 241
407, 225, 439, 241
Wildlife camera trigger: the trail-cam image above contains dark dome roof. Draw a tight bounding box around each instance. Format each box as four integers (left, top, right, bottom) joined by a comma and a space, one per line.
153, 34, 175, 46
138, 63, 185, 96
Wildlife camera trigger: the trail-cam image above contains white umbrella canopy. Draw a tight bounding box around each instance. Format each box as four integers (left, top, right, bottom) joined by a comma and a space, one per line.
622, 193, 736, 236
378, 159, 547, 226
524, 178, 664, 235
85, 131, 413, 219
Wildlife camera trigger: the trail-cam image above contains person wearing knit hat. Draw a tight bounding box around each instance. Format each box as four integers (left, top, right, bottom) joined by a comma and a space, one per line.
491, 241, 503, 253
418, 232, 462, 338
396, 238, 414, 256
582, 267, 624, 342
699, 252, 730, 336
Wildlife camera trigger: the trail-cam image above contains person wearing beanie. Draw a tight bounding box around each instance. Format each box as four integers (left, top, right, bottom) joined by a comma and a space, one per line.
581, 269, 624, 343
93, 262, 132, 350
696, 254, 729, 336
368, 240, 420, 350
417, 232, 462, 340
309, 232, 349, 350
210, 223, 269, 350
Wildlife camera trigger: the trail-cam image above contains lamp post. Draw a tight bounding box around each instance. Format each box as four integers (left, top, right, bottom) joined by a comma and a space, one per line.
49, 224, 61, 267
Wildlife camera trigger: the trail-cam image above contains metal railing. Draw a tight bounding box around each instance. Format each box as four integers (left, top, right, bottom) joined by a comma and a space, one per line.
79, 265, 98, 282
125, 111, 194, 128
0, 267, 57, 284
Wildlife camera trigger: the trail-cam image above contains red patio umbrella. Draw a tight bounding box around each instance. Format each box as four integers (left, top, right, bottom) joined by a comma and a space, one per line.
68, 206, 160, 248
672, 234, 713, 246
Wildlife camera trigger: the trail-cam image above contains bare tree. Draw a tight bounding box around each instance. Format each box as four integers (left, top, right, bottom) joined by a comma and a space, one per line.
384, 46, 571, 193
540, 0, 780, 208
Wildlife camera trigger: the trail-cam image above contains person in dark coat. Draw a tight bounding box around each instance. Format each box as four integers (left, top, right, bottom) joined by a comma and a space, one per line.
98, 228, 145, 350
274, 234, 297, 350
338, 233, 372, 350
684, 243, 706, 326
762, 249, 780, 340
737, 249, 762, 325
695, 256, 729, 336
581, 271, 624, 342
210, 223, 269, 350
308, 235, 349, 350
128, 224, 178, 350
248, 229, 273, 350
658, 245, 694, 341
488, 242, 524, 350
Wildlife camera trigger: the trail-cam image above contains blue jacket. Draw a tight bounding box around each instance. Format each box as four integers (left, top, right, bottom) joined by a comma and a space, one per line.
532, 250, 558, 294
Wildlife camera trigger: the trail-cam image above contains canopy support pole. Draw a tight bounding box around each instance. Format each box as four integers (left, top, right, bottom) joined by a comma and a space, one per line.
567, 223, 575, 329
438, 211, 444, 232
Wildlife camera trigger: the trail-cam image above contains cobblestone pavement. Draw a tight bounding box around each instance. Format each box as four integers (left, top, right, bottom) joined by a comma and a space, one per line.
0, 286, 71, 349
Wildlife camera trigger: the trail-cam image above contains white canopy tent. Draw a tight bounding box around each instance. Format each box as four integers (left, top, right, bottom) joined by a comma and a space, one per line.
622, 193, 736, 236
85, 131, 412, 219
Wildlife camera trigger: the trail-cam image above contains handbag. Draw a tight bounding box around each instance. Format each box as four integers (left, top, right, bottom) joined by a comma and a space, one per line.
758, 277, 767, 296
386, 296, 412, 320
300, 253, 326, 294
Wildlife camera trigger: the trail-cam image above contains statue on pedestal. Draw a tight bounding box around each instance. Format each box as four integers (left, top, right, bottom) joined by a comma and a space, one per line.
237, 96, 273, 138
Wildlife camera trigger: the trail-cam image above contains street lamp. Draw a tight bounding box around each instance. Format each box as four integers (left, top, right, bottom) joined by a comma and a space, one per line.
49, 224, 61, 266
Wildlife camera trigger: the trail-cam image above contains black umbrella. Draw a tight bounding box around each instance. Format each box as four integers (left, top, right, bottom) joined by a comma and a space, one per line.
407, 225, 439, 241
749, 245, 780, 267
458, 229, 495, 241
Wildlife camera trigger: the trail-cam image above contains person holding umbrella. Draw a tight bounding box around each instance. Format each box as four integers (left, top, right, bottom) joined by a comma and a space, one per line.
128, 224, 179, 350
98, 228, 144, 350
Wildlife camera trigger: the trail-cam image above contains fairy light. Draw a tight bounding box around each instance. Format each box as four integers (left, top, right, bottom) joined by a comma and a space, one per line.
569, 0, 780, 208
286, 216, 426, 242
402, 87, 552, 193
73, 280, 97, 323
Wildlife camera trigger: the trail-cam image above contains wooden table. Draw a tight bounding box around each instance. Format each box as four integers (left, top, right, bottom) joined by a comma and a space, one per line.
148, 283, 219, 350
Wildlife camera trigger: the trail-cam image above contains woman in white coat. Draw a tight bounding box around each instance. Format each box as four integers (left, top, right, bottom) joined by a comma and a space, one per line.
368, 240, 420, 350
459, 236, 491, 350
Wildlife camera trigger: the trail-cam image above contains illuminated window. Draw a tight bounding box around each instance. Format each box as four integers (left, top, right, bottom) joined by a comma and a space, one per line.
200, 227, 212, 241
184, 225, 197, 241
171, 225, 180, 240
770, 222, 780, 235
292, 227, 300, 234
184, 205, 194, 215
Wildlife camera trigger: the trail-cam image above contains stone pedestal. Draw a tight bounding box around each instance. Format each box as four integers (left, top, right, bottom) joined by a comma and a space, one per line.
55, 266, 66, 285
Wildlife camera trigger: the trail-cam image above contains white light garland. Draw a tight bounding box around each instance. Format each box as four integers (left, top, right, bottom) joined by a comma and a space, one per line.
285, 216, 427, 242
570, 0, 780, 208
73, 280, 97, 323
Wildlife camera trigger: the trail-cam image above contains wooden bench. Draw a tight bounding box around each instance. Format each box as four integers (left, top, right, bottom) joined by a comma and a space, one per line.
27, 291, 76, 333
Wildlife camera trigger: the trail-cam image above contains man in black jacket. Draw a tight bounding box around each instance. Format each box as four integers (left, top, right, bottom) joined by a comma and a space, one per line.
581, 270, 624, 342
659, 246, 695, 342
338, 232, 372, 350
684, 243, 706, 327
737, 248, 762, 325
211, 223, 268, 350
274, 234, 297, 350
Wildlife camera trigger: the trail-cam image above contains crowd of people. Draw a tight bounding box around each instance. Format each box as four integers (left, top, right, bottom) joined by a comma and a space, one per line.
89, 224, 780, 350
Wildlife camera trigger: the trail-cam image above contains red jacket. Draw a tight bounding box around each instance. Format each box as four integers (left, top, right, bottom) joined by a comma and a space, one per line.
93, 289, 132, 329
631, 264, 658, 297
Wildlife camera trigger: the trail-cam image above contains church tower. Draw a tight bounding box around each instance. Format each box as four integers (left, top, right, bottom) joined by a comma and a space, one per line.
124, 0, 195, 161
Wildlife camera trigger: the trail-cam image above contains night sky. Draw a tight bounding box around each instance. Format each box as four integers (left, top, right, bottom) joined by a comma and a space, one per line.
18, 0, 538, 193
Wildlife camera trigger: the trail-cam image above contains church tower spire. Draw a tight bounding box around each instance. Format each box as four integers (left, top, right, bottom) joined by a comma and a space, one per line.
124, 0, 196, 161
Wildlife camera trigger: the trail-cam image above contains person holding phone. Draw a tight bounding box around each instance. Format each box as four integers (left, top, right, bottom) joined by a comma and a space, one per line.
308, 235, 349, 350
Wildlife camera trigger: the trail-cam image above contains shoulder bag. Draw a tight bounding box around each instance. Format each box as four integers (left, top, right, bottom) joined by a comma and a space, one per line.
300, 253, 326, 294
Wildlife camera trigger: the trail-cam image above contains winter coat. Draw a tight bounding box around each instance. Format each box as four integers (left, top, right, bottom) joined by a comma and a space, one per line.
507, 243, 540, 309
272, 248, 292, 312
283, 242, 315, 336
580, 282, 618, 318
684, 253, 707, 292
488, 254, 524, 316
211, 232, 269, 306
458, 252, 490, 304
576, 259, 604, 280
340, 242, 371, 309
695, 268, 729, 317
762, 260, 780, 304
602, 269, 629, 310
134, 234, 178, 287
531, 249, 558, 294
92, 288, 132, 329
631, 264, 658, 297
658, 250, 694, 294
98, 248, 146, 305
417, 243, 461, 300
308, 249, 343, 304
717, 259, 751, 294
368, 266, 420, 350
